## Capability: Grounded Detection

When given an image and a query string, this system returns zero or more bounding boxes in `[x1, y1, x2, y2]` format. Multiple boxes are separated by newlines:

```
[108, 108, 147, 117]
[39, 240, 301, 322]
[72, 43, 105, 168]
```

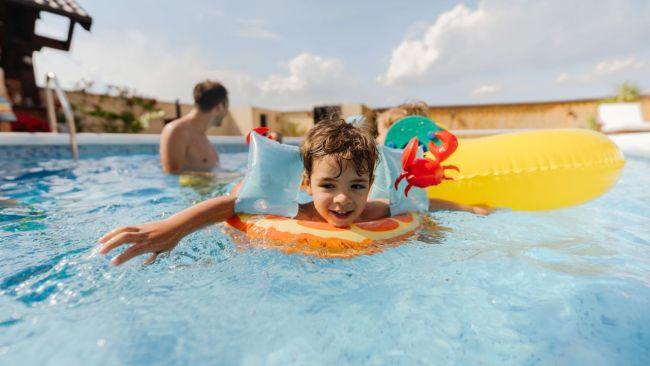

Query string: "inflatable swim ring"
[386, 117, 624, 210]
[425, 129, 625, 210]
[225, 212, 421, 258]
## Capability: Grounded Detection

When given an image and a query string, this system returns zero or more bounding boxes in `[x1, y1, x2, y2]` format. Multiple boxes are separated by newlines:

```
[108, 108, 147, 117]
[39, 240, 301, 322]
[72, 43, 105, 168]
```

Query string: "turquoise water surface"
[0, 147, 649, 365]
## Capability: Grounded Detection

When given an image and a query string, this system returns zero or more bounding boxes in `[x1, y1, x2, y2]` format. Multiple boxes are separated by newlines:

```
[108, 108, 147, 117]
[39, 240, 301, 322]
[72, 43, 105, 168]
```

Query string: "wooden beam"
[32, 20, 74, 51]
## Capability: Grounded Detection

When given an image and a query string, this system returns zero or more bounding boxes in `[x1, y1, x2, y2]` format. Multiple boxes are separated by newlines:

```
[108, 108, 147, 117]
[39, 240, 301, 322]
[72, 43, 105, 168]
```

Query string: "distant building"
[60, 89, 650, 136]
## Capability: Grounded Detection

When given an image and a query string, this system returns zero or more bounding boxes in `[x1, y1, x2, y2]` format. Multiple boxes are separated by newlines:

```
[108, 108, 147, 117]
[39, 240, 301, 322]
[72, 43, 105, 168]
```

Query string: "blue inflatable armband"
[370, 145, 428, 215]
[234, 132, 303, 217]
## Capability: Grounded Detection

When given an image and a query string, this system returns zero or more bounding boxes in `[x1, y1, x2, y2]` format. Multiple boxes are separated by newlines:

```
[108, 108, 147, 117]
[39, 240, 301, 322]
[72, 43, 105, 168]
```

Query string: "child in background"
[268, 131, 283, 143]
[376, 101, 429, 144]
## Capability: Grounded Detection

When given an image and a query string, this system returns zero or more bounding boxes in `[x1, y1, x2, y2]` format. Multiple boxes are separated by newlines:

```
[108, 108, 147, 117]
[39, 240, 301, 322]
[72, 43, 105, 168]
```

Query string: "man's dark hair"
[193, 80, 228, 112]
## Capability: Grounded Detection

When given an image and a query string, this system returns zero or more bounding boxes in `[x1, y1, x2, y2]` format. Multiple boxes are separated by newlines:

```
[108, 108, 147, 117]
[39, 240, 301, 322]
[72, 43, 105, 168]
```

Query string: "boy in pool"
[99, 117, 488, 265]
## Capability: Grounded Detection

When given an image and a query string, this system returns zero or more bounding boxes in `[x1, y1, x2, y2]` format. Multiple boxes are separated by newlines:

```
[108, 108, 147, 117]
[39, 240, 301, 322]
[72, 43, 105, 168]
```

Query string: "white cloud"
[33, 30, 258, 104]
[555, 56, 648, 84]
[595, 56, 645, 75]
[256, 52, 359, 108]
[378, 0, 650, 87]
[471, 84, 501, 96]
[259, 53, 345, 93]
[33, 33, 356, 109]
[555, 73, 569, 83]
[378, 4, 483, 85]
[237, 19, 281, 40]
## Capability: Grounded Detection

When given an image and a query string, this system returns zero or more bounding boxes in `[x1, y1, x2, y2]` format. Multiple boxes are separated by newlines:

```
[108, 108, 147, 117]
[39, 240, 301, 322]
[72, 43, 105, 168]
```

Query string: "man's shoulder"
[161, 119, 190, 138]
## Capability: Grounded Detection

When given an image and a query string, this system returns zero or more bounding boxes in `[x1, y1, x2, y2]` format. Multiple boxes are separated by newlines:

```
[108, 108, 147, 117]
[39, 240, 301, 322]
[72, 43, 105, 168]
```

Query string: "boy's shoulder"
[296, 202, 320, 221]
[360, 200, 391, 221]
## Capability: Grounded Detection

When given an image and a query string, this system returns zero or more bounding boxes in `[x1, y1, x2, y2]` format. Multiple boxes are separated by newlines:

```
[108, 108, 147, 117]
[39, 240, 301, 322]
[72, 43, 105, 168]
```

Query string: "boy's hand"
[468, 204, 494, 216]
[98, 220, 183, 266]
[429, 198, 494, 216]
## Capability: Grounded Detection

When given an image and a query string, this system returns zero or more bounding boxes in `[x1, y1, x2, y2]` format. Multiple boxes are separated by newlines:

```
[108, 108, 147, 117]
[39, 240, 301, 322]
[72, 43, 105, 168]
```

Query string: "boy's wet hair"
[301, 116, 378, 182]
[193, 80, 228, 112]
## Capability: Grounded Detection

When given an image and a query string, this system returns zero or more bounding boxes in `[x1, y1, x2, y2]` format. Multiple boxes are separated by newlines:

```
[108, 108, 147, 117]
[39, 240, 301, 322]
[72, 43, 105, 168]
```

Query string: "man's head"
[300, 117, 378, 227]
[193, 80, 229, 126]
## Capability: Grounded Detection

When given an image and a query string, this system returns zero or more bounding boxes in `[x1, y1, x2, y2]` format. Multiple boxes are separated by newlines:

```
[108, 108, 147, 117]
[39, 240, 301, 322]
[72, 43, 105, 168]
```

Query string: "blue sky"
[34, 0, 650, 109]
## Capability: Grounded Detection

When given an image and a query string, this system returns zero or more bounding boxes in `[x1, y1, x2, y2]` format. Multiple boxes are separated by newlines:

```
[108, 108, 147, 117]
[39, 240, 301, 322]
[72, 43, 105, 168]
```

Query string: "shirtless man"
[159, 80, 228, 173]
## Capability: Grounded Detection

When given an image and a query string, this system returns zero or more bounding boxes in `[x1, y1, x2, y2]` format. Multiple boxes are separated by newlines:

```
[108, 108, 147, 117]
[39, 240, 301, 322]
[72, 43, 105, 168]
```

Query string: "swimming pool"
[1, 136, 649, 365]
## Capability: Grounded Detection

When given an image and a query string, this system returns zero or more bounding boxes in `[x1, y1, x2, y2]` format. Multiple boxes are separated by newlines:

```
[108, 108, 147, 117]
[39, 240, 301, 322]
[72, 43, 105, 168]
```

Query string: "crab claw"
[246, 127, 270, 144]
[429, 130, 458, 162]
[394, 172, 408, 190]
[401, 137, 419, 170]
[404, 182, 414, 197]
[442, 165, 460, 180]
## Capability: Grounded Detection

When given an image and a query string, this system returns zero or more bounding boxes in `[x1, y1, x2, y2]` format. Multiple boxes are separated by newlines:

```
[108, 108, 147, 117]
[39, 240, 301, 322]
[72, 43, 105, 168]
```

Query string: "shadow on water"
[4, 167, 77, 182]
[0, 202, 47, 232]
[416, 214, 451, 244]
[0, 247, 87, 306]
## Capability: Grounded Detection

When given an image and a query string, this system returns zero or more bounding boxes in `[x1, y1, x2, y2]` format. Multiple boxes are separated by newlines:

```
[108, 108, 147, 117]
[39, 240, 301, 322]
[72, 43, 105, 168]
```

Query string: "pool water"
[1, 149, 649, 365]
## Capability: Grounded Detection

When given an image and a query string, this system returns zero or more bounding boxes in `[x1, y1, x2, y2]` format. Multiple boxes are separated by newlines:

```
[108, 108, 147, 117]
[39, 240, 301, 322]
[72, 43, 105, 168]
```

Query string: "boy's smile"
[306, 156, 372, 228]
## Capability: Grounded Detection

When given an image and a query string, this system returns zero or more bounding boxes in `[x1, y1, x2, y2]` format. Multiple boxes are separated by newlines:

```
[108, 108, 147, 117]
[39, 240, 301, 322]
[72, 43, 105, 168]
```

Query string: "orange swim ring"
[225, 212, 421, 258]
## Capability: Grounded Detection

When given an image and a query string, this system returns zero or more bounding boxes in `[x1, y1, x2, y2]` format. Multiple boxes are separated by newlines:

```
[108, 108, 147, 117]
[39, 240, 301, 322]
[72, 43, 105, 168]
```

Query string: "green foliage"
[586, 116, 601, 131]
[70, 81, 165, 133]
[281, 121, 308, 136]
[601, 82, 641, 103]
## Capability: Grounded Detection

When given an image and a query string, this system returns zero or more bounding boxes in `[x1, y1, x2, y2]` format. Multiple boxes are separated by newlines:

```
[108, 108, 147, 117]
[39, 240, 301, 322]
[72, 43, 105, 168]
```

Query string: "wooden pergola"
[0, 0, 92, 116]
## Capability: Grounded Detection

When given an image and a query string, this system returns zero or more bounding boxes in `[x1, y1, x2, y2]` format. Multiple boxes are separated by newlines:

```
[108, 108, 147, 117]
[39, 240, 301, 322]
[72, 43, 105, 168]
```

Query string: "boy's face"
[305, 156, 372, 228]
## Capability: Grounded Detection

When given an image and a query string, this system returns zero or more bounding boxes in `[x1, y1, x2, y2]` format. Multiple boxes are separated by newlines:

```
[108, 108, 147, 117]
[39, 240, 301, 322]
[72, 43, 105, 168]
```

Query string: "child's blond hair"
[376, 101, 429, 142]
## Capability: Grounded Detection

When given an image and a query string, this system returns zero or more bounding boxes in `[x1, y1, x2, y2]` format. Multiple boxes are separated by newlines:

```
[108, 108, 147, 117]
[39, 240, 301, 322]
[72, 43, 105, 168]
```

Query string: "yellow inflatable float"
[425, 129, 625, 210]
[384, 116, 625, 211]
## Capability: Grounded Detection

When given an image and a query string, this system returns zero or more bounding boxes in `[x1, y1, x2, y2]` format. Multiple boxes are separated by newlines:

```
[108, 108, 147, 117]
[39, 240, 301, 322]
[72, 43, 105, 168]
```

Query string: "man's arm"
[160, 124, 188, 174]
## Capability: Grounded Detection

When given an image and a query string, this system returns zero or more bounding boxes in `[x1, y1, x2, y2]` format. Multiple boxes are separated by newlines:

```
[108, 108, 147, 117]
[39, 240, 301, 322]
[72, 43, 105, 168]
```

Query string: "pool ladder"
[44, 72, 79, 160]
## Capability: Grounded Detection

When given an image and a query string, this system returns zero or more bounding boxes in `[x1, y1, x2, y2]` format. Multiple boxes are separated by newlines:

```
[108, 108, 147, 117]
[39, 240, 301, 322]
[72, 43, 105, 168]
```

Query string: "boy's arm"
[98, 195, 236, 265]
[429, 198, 493, 216]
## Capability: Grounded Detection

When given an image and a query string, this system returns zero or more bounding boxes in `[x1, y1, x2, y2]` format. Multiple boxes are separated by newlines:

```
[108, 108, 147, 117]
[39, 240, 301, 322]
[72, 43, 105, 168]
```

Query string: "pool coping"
[0, 131, 648, 158]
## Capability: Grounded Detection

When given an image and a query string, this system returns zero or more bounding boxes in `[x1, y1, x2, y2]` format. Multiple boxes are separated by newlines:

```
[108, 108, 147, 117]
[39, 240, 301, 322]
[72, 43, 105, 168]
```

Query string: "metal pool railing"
[44, 72, 79, 160]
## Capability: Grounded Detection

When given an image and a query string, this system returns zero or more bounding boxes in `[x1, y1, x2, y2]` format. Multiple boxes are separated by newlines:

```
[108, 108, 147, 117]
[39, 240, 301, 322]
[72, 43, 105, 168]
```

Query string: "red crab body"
[394, 131, 460, 196]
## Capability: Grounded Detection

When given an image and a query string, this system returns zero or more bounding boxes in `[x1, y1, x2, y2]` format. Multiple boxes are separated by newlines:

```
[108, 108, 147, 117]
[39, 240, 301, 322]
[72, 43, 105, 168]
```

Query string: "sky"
[33, 0, 650, 110]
